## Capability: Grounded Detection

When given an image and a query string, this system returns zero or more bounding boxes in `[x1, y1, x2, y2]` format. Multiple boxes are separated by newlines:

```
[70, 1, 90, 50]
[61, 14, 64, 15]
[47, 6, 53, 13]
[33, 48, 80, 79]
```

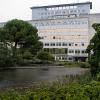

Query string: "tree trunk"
[13, 42, 17, 63]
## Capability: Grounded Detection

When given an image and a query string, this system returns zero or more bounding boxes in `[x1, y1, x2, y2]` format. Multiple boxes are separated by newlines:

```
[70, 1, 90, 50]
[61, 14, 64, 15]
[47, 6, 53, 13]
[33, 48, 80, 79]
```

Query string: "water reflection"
[0, 67, 88, 88]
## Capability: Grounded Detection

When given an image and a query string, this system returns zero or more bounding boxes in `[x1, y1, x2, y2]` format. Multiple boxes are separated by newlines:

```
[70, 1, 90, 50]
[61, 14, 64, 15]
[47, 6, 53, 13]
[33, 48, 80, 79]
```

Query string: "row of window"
[68, 49, 86, 54]
[35, 20, 88, 27]
[44, 48, 67, 54]
[39, 9, 85, 16]
[41, 35, 87, 40]
[55, 55, 87, 61]
[44, 42, 85, 46]
[46, 14, 77, 19]
[44, 48, 87, 56]
[46, 5, 78, 11]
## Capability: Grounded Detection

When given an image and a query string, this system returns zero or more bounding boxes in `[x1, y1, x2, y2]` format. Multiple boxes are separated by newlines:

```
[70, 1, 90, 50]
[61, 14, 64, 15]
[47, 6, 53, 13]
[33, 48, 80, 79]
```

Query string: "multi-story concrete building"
[28, 1, 100, 61]
[0, 2, 100, 61]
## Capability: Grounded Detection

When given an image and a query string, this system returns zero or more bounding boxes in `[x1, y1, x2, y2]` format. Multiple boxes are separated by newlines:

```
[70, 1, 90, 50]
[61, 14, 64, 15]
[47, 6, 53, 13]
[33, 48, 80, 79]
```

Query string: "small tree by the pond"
[37, 51, 54, 62]
[87, 23, 100, 76]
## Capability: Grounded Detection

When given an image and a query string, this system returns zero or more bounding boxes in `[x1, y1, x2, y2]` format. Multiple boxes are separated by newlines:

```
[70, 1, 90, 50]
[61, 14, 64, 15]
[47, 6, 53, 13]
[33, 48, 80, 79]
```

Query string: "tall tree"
[87, 23, 100, 76]
[0, 19, 43, 65]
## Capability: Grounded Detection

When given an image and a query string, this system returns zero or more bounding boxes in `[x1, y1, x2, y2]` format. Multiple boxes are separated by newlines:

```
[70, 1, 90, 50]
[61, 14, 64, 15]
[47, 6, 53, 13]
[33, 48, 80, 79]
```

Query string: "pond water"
[0, 67, 89, 88]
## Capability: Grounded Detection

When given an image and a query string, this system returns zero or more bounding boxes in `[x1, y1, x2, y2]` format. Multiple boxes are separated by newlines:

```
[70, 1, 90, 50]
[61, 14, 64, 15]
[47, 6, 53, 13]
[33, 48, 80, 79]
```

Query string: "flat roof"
[31, 2, 92, 9]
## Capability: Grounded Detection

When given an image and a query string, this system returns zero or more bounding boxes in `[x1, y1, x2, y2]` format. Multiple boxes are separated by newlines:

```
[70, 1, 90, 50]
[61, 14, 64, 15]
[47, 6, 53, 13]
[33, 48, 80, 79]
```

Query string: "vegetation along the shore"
[0, 19, 54, 67]
[0, 73, 100, 100]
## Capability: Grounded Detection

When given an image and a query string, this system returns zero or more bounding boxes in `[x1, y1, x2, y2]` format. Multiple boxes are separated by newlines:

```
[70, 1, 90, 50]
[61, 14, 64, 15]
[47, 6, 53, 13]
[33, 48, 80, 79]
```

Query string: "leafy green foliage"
[37, 51, 54, 61]
[87, 23, 100, 76]
[16, 49, 33, 66]
[0, 19, 43, 67]
[0, 43, 14, 67]
[4, 19, 41, 55]
[0, 81, 100, 100]
[79, 62, 90, 68]
[22, 50, 33, 60]
[0, 28, 8, 43]
[96, 72, 100, 81]
[30, 41, 43, 56]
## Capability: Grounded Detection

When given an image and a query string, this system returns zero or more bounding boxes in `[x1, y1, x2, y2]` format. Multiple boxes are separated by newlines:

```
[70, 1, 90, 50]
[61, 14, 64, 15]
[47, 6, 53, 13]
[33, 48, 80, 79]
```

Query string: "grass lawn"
[58, 61, 90, 68]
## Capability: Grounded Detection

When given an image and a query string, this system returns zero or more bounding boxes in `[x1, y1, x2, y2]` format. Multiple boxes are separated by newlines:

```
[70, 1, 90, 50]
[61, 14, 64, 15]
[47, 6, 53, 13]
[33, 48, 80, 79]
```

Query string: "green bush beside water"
[0, 74, 100, 100]
[59, 61, 90, 68]
[0, 81, 100, 100]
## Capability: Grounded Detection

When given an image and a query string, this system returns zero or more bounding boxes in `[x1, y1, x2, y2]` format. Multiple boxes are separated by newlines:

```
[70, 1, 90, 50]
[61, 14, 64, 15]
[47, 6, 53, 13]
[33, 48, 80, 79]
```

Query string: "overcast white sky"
[0, 0, 100, 22]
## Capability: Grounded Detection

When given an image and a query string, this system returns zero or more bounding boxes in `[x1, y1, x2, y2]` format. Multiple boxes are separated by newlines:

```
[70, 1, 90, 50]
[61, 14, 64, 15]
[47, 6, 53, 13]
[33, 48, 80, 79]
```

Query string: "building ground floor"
[44, 48, 88, 61]
[54, 54, 87, 62]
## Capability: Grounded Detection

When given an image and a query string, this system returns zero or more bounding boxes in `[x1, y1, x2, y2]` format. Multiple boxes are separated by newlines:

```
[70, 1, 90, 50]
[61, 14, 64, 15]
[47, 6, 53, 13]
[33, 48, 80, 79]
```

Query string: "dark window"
[45, 43, 49, 46]
[68, 57, 72, 60]
[62, 43, 67, 46]
[69, 43, 71, 46]
[56, 43, 61, 46]
[75, 44, 78, 46]
[69, 42, 74, 46]
[53, 36, 55, 39]
[69, 50, 74, 53]
[82, 50, 86, 54]
[75, 50, 80, 54]
[51, 43, 55, 46]
[82, 43, 84, 46]
[65, 48, 68, 54]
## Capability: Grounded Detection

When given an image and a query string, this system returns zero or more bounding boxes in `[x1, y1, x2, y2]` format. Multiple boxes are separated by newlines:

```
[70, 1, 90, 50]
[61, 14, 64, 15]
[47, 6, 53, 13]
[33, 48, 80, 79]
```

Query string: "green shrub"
[84, 81, 100, 100]
[22, 51, 33, 60]
[37, 51, 54, 61]
[0, 44, 14, 67]
[79, 62, 90, 68]
[0, 80, 100, 100]
[17, 59, 33, 66]
[16, 50, 34, 66]
[67, 62, 73, 65]
[96, 72, 100, 81]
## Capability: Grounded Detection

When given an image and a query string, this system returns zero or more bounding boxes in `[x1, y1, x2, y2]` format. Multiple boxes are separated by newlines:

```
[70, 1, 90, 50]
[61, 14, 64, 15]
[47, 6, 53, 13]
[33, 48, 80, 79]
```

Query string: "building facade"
[29, 2, 100, 61]
[0, 2, 100, 61]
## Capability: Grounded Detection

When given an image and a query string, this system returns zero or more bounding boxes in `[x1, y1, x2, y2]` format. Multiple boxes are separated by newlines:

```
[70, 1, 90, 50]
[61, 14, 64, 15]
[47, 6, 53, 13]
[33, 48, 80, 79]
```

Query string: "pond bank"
[0, 65, 90, 70]
[0, 65, 65, 70]
[0, 67, 89, 90]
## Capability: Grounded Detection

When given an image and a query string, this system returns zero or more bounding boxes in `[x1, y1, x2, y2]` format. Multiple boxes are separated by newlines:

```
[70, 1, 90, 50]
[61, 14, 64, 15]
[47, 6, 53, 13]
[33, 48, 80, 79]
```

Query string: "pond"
[0, 67, 89, 89]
